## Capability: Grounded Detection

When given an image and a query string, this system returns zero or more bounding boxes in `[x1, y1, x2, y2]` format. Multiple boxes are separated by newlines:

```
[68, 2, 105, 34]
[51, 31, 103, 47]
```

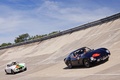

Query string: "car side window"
[70, 53, 75, 58]
[7, 64, 11, 67]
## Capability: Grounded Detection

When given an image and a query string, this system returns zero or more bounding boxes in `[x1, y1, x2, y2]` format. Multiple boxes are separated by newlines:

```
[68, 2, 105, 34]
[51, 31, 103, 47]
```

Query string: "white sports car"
[5, 61, 27, 74]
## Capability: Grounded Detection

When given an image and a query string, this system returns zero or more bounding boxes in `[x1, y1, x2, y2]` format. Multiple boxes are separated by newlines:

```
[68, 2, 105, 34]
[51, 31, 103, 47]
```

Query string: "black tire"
[11, 69, 15, 74]
[83, 59, 91, 68]
[5, 70, 8, 74]
[67, 62, 72, 69]
[24, 67, 27, 71]
[106, 57, 109, 61]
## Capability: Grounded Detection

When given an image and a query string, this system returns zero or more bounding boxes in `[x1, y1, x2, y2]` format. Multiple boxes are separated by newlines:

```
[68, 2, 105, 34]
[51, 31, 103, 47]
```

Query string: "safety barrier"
[0, 12, 120, 50]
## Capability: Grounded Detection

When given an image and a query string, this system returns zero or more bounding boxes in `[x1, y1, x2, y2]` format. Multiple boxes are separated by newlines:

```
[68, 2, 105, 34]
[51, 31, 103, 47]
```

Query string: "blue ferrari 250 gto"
[64, 47, 110, 68]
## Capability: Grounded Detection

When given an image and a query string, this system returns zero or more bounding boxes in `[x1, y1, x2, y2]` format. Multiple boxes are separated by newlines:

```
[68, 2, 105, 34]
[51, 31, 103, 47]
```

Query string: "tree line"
[0, 31, 60, 47]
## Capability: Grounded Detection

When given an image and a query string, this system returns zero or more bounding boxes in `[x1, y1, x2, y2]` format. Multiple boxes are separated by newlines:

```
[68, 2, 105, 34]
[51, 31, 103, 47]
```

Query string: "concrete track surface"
[0, 18, 120, 80]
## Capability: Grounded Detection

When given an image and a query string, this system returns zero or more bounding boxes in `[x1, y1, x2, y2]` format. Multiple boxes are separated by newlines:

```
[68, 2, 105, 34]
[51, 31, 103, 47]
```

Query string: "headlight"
[90, 57, 96, 61]
[90, 57, 94, 60]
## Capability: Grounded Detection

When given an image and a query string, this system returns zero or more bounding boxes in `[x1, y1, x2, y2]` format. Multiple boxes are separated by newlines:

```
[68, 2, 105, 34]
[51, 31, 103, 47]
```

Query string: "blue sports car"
[64, 47, 110, 68]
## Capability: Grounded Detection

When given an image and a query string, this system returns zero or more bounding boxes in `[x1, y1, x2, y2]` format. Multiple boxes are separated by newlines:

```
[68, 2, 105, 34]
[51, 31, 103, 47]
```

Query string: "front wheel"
[83, 59, 91, 68]
[11, 69, 15, 74]
[106, 57, 109, 61]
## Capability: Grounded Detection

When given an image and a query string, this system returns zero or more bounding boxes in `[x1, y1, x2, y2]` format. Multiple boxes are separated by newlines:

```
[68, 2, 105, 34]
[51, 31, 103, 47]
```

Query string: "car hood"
[6, 65, 16, 69]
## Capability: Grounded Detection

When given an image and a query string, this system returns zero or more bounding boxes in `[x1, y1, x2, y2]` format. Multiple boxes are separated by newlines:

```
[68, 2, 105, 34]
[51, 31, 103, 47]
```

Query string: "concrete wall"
[0, 16, 120, 61]
[0, 12, 120, 50]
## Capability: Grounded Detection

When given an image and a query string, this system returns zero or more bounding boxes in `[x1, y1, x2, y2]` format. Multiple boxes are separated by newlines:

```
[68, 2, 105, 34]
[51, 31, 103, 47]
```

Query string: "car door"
[70, 53, 79, 66]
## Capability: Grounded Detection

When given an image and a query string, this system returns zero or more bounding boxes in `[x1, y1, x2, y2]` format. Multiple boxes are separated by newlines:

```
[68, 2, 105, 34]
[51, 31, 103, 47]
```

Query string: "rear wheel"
[24, 67, 27, 71]
[5, 70, 8, 74]
[83, 59, 91, 68]
[67, 62, 72, 69]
